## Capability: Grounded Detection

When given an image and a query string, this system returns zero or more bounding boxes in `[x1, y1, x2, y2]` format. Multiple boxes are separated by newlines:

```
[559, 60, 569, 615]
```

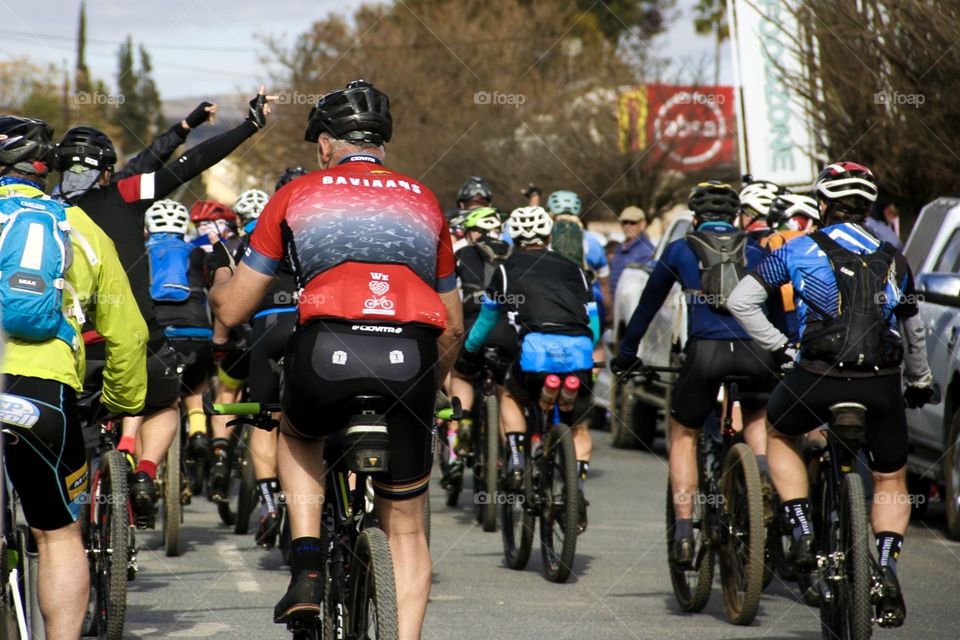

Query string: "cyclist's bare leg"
[121, 414, 143, 457]
[572, 421, 592, 461]
[375, 494, 430, 640]
[33, 521, 88, 640]
[139, 405, 179, 466]
[766, 426, 807, 501]
[500, 391, 525, 434]
[448, 370, 475, 457]
[276, 423, 325, 538]
[742, 407, 767, 458]
[872, 466, 909, 536]
[251, 423, 279, 478]
[669, 418, 699, 519]
[210, 383, 242, 441]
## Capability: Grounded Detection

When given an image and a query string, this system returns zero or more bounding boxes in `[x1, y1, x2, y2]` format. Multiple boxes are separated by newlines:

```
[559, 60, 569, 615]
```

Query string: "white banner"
[728, 0, 817, 187]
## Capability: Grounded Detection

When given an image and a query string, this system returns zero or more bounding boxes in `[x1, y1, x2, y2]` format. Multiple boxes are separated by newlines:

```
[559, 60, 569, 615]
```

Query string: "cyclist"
[54, 88, 275, 527]
[448, 176, 495, 250]
[275, 166, 308, 192]
[463, 206, 599, 531]
[207, 80, 463, 639]
[611, 181, 777, 567]
[727, 162, 935, 627]
[234, 182, 298, 548]
[234, 188, 270, 236]
[446, 207, 514, 488]
[738, 177, 784, 239]
[0, 116, 147, 639]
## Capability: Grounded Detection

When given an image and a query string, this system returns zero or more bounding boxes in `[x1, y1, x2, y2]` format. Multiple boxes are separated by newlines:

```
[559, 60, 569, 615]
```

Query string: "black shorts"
[504, 361, 595, 428]
[767, 369, 907, 473]
[281, 320, 439, 500]
[249, 311, 296, 403]
[168, 338, 214, 394]
[217, 326, 253, 390]
[670, 339, 778, 429]
[86, 337, 180, 416]
[2, 376, 88, 530]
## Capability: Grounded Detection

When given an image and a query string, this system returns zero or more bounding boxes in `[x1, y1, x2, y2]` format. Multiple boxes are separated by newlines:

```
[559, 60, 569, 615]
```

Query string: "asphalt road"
[124, 432, 960, 639]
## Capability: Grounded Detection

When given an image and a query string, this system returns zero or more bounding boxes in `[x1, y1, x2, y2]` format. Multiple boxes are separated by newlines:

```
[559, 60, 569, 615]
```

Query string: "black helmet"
[275, 166, 307, 192]
[304, 80, 392, 146]
[688, 180, 739, 221]
[0, 116, 54, 172]
[55, 126, 117, 172]
[457, 176, 493, 205]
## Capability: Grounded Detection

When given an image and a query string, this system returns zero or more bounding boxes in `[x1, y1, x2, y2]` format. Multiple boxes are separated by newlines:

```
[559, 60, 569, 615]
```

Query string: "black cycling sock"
[674, 518, 693, 541]
[875, 531, 903, 574]
[506, 433, 526, 469]
[577, 461, 589, 492]
[782, 498, 813, 539]
[290, 536, 324, 577]
[258, 477, 280, 514]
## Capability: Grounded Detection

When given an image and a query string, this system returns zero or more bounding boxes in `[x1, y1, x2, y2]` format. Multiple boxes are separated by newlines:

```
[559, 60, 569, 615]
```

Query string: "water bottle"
[539, 374, 562, 410]
[559, 375, 580, 412]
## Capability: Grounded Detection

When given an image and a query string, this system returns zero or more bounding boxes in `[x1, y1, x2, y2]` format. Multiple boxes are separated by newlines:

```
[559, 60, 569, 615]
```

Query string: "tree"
[692, 0, 728, 85]
[75, 0, 90, 94]
[112, 36, 164, 155]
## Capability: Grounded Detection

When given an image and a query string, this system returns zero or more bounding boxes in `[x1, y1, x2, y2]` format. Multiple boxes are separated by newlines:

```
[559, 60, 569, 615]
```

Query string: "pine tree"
[113, 36, 163, 154]
[75, 0, 90, 94]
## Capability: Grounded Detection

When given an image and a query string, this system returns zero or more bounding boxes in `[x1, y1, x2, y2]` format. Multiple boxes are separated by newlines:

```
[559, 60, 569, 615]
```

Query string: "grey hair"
[318, 132, 385, 156]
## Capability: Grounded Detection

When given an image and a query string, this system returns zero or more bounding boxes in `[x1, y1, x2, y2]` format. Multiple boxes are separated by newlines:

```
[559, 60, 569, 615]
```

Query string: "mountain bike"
[500, 378, 580, 583]
[206, 397, 401, 640]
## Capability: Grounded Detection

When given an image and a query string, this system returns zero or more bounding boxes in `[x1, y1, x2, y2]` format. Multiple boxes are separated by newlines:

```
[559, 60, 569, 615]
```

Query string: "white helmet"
[145, 199, 189, 235]
[508, 206, 553, 243]
[233, 189, 269, 221]
[769, 193, 820, 231]
[739, 180, 782, 220]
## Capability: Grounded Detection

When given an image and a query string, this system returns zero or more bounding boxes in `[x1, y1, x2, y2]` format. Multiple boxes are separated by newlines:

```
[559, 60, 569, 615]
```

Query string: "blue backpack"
[0, 196, 96, 348]
[146, 233, 193, 302]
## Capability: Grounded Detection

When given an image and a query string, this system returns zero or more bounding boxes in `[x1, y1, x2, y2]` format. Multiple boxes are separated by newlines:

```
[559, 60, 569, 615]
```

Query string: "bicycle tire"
[501, 454, 534, 571]
[279, 509, 291, 566]
[97, 451, 129, 640]
[840, 473, 872, 640]
[437, 426, 461, 509]
[665, 481, 714, 612]
[539, 424, 579, 583]
[234, 436, 257, 535]
[162, 440, 182, 557]
[610, 380, 641, 449]
[217, 432, 240, 527]
[348, 528, 398, 640]
[481, 393, 499, 532]
[719, 442, 764, 625]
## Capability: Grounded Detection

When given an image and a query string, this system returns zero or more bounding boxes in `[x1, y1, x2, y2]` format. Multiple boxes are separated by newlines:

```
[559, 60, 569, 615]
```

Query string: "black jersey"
[455, 237, 512, 321]
[487, 248, 593, 339]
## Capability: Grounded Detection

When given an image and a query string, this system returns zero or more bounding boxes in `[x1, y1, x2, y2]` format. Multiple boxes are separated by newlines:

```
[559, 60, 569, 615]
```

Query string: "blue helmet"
[546, 190, 581, 216]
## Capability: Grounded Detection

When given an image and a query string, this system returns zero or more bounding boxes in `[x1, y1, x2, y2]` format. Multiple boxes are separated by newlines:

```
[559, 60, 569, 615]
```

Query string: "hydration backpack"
[550, 214, 585, 268]
[686, 229, 748, 311]
[799, 232, 897, 370]
[146, 233, 193, 302]
[0, 196, 95, 348]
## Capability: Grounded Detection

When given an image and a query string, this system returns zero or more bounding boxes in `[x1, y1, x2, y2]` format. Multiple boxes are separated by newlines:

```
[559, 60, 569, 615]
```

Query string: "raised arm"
[114, 102, 216, 179]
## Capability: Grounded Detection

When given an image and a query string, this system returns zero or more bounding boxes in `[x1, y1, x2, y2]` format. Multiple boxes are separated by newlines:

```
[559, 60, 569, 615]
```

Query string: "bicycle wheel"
[500, 453, 534, 571]
[93, 450, 129, 640]
[347, 528, 398, 640]
[719, 442, 764, 625]
[162, 440, 182, 557]
[0, 534, 21, 640]
[665, 481, 714, 612]
[481, 393, 499, 532]
[538, 423, 579, 583]
[234, 436, 257, 535]
[840, 473, 872, 640]
[436, 423, 461, 509]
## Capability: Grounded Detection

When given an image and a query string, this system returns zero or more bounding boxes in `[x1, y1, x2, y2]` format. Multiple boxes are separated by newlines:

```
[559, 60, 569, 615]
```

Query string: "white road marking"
[216, 541, 261, 593]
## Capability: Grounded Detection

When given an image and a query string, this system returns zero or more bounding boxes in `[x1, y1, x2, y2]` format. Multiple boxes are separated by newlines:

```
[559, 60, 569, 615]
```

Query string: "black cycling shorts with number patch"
[1, 376, 88, 531]
[670, 339, 778, 429]
[281, 320, 438, 500]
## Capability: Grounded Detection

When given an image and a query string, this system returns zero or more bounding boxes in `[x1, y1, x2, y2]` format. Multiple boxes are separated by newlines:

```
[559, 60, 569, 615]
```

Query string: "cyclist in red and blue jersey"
[207, 80, 463, 640]
[612, 181, 778, 568]
[728, 162, 935, 627]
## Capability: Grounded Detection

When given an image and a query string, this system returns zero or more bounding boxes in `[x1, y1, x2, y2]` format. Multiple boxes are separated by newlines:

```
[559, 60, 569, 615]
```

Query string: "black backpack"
[686, 229, 749, 311]
[798, 232, 897, 370]
[460, 238, 513, 303]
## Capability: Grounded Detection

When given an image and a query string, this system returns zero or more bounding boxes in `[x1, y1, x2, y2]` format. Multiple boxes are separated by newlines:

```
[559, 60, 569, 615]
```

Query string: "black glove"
[904, 376, 936, 409]
[185, 101, 214, 129]
[771, 343, 797, 373]
[204, 239, 236, 287]
[610, 352, 641, 377]
[454, 349, 482, 377]
[246, 93, 269, 129]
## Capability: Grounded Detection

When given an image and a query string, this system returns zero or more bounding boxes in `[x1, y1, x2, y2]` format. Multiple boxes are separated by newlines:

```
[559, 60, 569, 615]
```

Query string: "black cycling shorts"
[670, 339, 778, 429]
[169, 338, 214, 394]
[2, 376, 88, 531]
[86, 337, 180, 416]
[767, 369, 908, 473]
[504, 361, 595, 428]
[281, 320, 439, 500]
[249, 311, 296, 403]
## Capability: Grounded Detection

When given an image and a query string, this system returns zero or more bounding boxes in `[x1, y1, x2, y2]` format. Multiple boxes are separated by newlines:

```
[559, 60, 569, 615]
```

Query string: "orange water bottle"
[559, 375, 580, 412]
[539, 374, 562, 410]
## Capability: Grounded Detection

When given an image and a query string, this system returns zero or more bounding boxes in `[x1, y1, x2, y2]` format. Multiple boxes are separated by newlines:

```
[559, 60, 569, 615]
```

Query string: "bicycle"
[640, 367, 765, 625]
[500, 376, 580, 583]
[76, 393, 137, 640]
[205, 396, 401, 640]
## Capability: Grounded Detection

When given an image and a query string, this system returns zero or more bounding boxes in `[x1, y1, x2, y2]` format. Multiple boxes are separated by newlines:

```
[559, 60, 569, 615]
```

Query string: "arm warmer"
[900, 313, 932, 383]
[151, 120, 258, 199]
[113, 123, 189, 181]
[727, 275, 787, 350]
[464, 298, 502, 353]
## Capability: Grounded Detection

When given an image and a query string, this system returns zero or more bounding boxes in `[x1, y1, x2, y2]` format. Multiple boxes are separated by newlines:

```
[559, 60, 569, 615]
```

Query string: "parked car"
[902, 197, 960, 538]
[607, 214, 692, 449]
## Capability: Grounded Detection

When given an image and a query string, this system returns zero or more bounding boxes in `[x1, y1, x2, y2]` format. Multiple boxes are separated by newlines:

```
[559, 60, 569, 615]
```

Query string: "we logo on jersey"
[363, 271, 395, 316]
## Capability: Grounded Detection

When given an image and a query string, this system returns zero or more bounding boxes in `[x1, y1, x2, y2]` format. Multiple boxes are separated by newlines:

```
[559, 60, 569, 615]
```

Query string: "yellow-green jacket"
[1, 182, 147, 414]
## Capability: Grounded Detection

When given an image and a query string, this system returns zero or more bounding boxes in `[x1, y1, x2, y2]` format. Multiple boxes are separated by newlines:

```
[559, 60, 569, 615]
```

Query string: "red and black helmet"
[815, 162, 877, 217]
[189, 200, 237, 223]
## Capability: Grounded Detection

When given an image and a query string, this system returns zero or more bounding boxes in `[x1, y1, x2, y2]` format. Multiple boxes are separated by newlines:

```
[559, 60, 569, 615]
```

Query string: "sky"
[5, 0, 730, 100]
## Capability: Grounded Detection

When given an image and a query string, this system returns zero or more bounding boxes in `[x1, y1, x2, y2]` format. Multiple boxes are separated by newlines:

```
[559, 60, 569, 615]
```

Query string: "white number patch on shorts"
[0, 394, 41, 428]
